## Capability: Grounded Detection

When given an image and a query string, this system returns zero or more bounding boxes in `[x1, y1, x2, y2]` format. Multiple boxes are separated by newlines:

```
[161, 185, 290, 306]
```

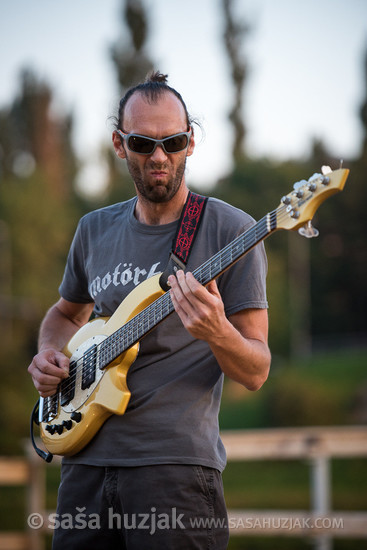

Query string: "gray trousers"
[51, 463, 229, 549]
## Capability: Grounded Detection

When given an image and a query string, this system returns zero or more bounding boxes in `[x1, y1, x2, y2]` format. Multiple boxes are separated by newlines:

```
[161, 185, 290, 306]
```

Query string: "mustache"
[148, 161, 168, 170]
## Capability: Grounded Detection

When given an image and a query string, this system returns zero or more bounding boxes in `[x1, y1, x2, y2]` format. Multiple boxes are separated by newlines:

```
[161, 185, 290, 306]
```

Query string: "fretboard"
[97, 210, 278, 369]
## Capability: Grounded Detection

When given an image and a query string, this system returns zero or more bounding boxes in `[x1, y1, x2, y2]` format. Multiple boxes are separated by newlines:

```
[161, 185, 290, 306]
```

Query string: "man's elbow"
[245, 354, 271, 392]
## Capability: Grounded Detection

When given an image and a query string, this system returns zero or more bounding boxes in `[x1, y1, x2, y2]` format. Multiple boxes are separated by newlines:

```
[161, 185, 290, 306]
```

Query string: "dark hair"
[115, 71, 192, 131]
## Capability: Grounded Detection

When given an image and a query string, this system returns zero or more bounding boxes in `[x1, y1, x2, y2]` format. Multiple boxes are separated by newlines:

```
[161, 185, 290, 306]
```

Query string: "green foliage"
[0, 69, 85, 456]
[224, 460, 310, 509]
[1, 171, 77, 306]
[220, 350, 367, 430]
[223, 457, 367, 549]
[213, 157, 313, 355]
[0, 169, 81, 454]
[309, 157, 367, 340]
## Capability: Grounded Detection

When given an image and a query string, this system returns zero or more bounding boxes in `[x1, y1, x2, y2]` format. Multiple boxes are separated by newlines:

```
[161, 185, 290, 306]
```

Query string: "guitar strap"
[159, 191, 208, 291]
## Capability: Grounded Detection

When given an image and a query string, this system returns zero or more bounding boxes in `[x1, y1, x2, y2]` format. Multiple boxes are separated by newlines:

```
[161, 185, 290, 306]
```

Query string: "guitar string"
[42, 200, 303, 417]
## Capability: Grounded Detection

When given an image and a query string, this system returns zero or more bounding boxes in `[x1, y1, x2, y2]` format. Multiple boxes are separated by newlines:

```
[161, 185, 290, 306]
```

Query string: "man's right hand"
[27, 298, 94, 398]
[28, 349, 70, 397]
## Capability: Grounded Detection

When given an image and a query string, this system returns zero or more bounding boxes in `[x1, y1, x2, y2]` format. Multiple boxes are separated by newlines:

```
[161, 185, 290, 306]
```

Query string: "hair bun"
[146, 71, 168, 84]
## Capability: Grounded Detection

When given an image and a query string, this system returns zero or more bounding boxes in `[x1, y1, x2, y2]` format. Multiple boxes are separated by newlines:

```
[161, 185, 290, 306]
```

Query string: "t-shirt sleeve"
[217, 220, 269, 317]
[58, 217, 93, 304]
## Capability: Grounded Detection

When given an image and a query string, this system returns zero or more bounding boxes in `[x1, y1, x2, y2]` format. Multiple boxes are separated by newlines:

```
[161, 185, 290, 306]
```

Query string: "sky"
[1, 0, 367, 193]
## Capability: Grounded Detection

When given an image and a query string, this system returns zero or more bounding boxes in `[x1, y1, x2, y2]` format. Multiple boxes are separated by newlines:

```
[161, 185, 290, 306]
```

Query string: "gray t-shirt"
[59, 196, 268, 471]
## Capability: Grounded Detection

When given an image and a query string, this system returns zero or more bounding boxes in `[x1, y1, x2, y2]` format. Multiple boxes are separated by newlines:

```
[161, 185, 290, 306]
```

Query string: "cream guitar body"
[39, 274, 164, 456]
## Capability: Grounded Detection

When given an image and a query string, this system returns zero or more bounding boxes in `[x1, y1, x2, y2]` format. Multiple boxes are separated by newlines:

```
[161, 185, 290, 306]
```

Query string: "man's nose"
[150, 144, 168, 162]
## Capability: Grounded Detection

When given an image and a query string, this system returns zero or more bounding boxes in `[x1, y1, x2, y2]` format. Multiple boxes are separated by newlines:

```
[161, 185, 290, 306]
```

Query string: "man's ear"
[186, 128, 195, 158]
[112, 131, 126, 159]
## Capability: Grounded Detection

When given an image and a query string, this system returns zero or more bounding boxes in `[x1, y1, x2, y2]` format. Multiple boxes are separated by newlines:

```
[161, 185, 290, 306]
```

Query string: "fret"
[137, 318, 144, 339]
[231, 237, 245, 259]
[248, 227, 258, 247]
[211, 255, 222, 277]
[194, 267, 205, 285]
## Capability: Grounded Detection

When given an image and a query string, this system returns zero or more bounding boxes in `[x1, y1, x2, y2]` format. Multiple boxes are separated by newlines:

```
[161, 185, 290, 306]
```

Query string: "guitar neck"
[97, 210, 277, 368]
[193, 211, 276, 285]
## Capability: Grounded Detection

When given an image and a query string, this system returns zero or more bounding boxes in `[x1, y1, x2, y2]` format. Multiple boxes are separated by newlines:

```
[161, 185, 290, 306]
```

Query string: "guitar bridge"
[39, 394, 58, 423]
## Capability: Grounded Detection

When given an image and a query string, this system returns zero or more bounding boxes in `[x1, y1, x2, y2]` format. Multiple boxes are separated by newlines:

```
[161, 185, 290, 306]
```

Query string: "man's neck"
[134, 185, 189, 225]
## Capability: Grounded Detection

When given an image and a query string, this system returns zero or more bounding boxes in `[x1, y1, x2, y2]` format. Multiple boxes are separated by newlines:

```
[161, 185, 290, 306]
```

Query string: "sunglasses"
[117, 128, 192, 155]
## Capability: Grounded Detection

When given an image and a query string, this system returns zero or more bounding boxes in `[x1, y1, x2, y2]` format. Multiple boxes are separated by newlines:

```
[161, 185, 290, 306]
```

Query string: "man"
[28, 71, 271, 549]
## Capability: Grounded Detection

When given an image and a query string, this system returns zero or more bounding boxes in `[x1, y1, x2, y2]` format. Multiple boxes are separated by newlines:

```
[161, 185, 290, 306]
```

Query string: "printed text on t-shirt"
[88, 262, 161, 298]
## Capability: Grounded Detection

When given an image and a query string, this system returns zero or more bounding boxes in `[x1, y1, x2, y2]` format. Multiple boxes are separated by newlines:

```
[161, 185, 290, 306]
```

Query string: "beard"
[126, 156, 187, 203]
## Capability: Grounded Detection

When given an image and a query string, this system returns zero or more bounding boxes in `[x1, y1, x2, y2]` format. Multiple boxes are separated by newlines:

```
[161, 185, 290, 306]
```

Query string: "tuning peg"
[293, 179, 307, 191]
[281, 195, 291, 205]
[321, 165, 332, 175]
[298, 221, 319, 239]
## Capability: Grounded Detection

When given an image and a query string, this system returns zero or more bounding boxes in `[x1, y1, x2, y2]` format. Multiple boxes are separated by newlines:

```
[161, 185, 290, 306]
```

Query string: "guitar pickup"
[81, 344, 97, 390]
[60, 360, 77, 406]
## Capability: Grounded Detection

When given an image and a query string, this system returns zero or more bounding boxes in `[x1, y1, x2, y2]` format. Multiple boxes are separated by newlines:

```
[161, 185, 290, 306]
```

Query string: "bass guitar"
[33, 167, 349, 460]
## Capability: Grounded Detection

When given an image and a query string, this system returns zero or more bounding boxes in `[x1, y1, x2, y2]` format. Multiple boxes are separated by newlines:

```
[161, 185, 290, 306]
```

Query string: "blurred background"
[0, 1, 366, 548]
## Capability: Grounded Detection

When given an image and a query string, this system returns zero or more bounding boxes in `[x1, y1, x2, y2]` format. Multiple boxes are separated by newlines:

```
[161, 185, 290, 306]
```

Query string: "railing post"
[311, 455, 332, 550]
[24, 443, 46, 550]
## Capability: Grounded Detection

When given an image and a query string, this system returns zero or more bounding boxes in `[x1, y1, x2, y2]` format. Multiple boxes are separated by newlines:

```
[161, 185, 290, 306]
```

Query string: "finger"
[174, 272, 206, 305]
[35, 361, 69, 379]
[53, 351, 70, 374]
[39, 389, 58, 398]
[168, 272, 189, 306]
[37, 383, 61, 398]
[31, 371, 63, 397]
[29, 367, 67, 397]
[205, 279, 221, 297]
[183, 272, 204, 295]
[169, 283, 191, 318]
[29, 352, 69, 380]
[172, 272, 200, 313]
[175, 270, 193, 294]
[184, 272, 219, 307]
[169, 283, 196, 325]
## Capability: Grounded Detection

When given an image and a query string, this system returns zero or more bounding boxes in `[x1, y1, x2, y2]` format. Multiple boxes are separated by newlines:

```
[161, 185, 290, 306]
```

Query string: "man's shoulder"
[206, 196, 255, 228]
[80, 197, 136, 226]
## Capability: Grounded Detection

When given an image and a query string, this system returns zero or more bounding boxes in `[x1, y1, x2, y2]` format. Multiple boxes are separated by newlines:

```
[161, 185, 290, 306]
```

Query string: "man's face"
[113, 92, 194, 203]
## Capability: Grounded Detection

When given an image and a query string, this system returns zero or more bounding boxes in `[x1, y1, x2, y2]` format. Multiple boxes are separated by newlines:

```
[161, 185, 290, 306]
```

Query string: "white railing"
[221, 426, 367, 549]
[0, 426, 366, 549]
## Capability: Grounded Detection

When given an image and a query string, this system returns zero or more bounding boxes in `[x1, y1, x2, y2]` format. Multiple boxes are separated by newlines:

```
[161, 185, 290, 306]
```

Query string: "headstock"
[276, 167, 349, 234]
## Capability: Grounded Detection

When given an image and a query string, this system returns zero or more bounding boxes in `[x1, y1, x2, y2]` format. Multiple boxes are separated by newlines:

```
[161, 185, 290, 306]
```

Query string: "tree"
[110, 0, 154, 93]
[4, 69, 77, 200]
[0, 68, 81, 453]
[221, 0, 250, 163]
[103, 0, 156, 204]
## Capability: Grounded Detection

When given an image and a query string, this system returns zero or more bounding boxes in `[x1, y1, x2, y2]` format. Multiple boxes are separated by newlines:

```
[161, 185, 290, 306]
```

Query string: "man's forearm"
[38, 303, 82, 352]
[208, 318, 271, 391]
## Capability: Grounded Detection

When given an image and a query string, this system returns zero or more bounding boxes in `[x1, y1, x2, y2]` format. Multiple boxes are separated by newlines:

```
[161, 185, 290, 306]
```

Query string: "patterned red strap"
[172, 191, 208, 264]
[159, 191, 208, 290]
